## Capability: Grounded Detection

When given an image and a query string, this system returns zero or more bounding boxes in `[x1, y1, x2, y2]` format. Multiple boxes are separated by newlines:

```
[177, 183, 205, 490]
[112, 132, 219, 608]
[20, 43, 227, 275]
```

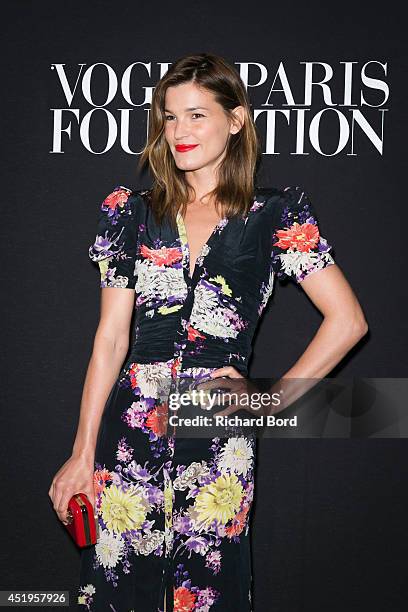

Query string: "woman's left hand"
[196, 366, 264, 418]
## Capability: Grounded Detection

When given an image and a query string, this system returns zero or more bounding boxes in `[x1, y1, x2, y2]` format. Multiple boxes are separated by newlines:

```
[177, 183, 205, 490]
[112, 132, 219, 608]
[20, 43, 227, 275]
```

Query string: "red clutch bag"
[64, 493, 98, 547]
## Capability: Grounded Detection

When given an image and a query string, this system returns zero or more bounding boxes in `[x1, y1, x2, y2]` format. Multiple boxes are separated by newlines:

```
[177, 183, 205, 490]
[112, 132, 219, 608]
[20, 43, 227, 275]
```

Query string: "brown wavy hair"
[137, 52, 262, 228]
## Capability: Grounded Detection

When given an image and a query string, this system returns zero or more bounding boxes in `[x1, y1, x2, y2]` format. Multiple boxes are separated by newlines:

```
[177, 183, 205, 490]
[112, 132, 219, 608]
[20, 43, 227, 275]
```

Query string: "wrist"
[72, 446, 95, 461]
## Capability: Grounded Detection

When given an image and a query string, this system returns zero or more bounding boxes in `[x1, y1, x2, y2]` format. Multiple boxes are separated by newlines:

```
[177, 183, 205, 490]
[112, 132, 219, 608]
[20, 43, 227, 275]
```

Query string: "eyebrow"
[164, 106, 209, 112]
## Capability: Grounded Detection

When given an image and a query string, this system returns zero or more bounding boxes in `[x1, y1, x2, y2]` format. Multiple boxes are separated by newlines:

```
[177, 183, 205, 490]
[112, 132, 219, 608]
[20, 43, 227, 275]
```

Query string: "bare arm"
[270, 263, 368, 412]
[48, 287, 135, 524]
[72, 288, 135, 459]
[207, 264, 368, 418]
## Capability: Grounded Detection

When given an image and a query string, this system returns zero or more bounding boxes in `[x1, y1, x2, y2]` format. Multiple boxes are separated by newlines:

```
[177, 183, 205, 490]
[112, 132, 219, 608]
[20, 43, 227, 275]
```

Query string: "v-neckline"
[176, 210, 229, 281]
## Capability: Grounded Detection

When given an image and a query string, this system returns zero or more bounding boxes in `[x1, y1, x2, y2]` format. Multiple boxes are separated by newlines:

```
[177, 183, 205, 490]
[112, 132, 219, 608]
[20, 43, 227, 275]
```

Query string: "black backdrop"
[1, 2, 407, 610]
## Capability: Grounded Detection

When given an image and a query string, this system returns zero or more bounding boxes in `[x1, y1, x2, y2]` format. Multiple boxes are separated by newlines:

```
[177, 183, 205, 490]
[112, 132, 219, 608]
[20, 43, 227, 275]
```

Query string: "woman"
[49, 53, 368, 611]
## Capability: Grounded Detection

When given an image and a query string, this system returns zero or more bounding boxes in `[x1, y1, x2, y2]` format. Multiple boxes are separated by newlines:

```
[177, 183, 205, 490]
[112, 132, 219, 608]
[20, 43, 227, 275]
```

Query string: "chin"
[174, 161, 202, 171]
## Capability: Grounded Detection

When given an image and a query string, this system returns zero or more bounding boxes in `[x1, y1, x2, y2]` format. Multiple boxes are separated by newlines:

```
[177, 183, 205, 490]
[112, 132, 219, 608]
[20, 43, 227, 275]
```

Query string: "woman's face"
[164, 81, 243, 175]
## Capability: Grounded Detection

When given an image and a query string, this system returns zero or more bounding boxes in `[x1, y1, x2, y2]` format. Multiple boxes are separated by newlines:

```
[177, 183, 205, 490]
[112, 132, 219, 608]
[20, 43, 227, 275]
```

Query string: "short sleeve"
[271, 185, 335, 283]
[88, 185, 139, 289]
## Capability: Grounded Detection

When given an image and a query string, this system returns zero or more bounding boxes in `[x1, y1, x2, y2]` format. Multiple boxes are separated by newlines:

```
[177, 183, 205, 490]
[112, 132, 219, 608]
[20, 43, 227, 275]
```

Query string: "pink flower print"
[102, 188, 130, 211]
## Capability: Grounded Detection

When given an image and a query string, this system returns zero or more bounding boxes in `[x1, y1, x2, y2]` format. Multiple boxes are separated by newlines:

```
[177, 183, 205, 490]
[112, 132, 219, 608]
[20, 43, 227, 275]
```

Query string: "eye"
[164, 113, 204, 121]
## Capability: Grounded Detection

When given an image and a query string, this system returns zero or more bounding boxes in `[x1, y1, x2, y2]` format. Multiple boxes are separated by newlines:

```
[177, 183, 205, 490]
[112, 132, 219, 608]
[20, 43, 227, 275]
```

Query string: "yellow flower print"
[209, 275, 232, 296]
[164, 483, 173, 514]
[158, 304, 183, 315]
[98, 257, 112, 283]
[164, 481, 174, 531]
[101, 484, 149, 534]
[193, 473, 244, 528]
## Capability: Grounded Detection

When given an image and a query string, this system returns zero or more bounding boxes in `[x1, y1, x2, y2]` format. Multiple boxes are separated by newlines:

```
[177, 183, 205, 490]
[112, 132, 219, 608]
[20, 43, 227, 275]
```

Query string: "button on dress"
[77, 185, 335, 611]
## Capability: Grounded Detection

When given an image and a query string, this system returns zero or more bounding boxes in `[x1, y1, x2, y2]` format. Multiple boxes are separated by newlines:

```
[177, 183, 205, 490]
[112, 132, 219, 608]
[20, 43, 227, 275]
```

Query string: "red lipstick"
[175, 144, 199, 152]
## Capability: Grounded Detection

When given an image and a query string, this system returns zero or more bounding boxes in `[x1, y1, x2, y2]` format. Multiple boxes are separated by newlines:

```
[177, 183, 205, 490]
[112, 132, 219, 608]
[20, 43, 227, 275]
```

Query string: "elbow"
[326, 310, 368, 348]
[358, 318, 369, 338]
[353, 310, 369, 339]
[347, 313, 369, 346]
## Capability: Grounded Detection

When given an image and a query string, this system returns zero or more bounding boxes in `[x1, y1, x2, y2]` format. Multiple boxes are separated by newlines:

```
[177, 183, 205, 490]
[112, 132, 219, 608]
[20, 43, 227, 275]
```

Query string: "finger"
[53, 485, 63, 519]
[213, 367, 244, 379]
[210, 368, 235, 378]
[57, 494, 72, 524]
[54, 484, 73, 523]
[60, 492, 95, 525]
[48, 481, 55, 502]
[229, 371, 244, 379]
[196, 377, 232, 392]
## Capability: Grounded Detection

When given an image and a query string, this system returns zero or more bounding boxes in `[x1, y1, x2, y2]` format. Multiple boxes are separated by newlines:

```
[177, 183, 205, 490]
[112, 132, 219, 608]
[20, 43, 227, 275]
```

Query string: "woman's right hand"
[48, 453, 96, 525]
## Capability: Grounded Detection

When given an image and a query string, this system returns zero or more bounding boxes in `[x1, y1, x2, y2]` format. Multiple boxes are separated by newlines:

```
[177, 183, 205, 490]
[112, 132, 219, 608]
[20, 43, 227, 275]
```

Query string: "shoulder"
[100, 184, 152, 207]
[254, 185, 282, 203]
[97, 185, 151, 224]
[256, 184, 308, 206]
[257, 184, 318, 224]
[89, 185, 149, 265]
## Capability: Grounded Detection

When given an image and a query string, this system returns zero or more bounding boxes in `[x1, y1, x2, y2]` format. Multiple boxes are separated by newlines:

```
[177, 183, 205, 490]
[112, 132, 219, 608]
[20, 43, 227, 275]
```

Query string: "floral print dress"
[77, 185, 335, 612]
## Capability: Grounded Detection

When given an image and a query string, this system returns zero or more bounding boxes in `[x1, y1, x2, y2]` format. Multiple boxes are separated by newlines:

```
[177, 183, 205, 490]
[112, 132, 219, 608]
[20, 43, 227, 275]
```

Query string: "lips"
[175, 144, 199, 152]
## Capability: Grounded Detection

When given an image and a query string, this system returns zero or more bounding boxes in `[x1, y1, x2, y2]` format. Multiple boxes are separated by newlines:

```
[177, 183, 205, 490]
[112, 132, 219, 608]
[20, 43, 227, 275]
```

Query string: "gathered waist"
[126, 344, 249, 377]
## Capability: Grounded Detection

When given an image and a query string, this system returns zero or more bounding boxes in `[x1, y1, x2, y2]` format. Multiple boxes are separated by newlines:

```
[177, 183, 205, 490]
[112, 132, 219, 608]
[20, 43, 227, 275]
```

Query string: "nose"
[173, 118, 190, 140]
